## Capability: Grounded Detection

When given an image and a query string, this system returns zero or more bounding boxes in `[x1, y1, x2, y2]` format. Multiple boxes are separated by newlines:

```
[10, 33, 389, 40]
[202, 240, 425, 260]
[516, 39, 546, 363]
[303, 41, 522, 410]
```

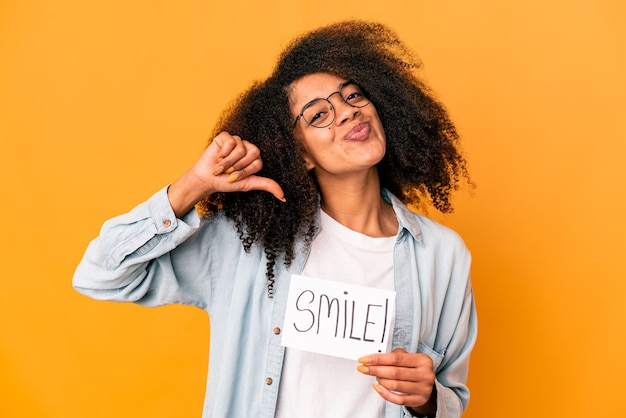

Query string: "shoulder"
[410, 213, 471, 272]
[398, 207, 473, 296]
[416, 214, 467, 251]
[384, 189, 468, 256]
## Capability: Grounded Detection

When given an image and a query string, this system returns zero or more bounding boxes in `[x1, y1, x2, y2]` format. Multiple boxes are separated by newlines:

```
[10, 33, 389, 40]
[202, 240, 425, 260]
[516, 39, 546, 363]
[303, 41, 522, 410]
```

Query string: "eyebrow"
[338, 80, 353, 89]
[300, 80, 355, 111]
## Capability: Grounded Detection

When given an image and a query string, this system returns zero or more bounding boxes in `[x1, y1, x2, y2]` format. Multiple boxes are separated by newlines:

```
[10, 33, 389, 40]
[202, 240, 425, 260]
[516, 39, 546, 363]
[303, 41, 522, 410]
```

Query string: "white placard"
[281, 274, 396, 360]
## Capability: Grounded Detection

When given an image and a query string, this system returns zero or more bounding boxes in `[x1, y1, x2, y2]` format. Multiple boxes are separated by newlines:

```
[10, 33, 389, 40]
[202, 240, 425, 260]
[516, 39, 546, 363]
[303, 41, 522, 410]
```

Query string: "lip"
[343, 122, 371, 141]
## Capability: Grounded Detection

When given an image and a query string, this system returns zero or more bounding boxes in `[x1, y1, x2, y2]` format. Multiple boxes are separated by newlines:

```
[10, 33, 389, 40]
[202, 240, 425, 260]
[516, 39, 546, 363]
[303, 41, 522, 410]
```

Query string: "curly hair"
[197, 20, 469, 297]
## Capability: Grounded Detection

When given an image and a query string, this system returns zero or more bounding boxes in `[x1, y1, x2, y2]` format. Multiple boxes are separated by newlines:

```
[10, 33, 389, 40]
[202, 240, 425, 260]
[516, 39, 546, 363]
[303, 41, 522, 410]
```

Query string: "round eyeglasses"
[292, 82, 371, 129]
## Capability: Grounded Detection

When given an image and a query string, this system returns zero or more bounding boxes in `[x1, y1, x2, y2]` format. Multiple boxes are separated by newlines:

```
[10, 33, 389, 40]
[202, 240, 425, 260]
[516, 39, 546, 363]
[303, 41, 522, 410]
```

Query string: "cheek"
[298, 132, 336, 170]
[298, 127, 332, 149]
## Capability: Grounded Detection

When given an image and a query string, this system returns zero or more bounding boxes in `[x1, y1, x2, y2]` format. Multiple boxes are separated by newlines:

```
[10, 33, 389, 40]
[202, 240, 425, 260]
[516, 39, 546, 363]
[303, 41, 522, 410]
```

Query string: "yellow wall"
[2, 1, 625, 416]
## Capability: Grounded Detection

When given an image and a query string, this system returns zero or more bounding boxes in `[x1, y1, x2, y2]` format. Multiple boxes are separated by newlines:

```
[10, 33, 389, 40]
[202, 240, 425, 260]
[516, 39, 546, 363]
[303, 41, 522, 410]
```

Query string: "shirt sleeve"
[72, 186, 207, 308]
[431, 244, 477, 417]
[405, 292, 476, 418]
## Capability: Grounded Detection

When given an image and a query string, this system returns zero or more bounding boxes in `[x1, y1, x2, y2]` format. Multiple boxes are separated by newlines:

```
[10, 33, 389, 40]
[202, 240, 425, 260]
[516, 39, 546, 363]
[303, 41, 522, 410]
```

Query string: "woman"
[73, 20, 477, 418]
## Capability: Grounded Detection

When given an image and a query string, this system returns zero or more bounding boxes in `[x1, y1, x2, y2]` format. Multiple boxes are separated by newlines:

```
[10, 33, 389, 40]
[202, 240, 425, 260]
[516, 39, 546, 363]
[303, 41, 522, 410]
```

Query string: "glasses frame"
[291, 81, 371, 130]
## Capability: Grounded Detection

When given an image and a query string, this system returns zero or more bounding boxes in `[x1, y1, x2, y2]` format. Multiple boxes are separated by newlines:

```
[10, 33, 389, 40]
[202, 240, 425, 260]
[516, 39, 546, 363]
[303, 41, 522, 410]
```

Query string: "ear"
[293, 129, 315, 171]
[295, 136, 316, 170]
[302, 153, 316, 171]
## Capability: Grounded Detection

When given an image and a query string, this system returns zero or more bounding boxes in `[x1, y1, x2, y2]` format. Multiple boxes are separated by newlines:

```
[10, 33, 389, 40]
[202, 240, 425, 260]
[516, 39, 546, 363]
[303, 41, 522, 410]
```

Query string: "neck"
[316, 168, 398, 237]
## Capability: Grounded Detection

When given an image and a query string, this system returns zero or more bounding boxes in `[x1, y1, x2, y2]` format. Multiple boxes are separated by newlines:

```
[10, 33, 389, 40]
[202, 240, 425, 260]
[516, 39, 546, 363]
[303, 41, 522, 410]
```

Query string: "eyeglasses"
[292, 82, 371, 129]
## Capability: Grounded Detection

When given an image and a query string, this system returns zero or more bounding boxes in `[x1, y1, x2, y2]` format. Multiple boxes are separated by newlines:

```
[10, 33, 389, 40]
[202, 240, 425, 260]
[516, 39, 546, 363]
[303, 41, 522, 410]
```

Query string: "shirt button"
[265, 377, 273, 385]
[163, 219, 172, 228]
[273, 327, 281, 335]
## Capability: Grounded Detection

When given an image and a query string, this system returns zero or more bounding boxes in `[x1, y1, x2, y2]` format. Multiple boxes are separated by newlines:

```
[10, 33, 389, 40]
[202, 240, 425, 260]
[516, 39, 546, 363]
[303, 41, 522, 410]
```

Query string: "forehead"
[288, 72, 349, 110]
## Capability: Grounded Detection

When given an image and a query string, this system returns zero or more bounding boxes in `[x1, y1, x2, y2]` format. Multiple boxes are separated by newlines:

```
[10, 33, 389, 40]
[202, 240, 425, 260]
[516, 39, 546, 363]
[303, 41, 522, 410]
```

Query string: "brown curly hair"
[198, 20, 469, 297]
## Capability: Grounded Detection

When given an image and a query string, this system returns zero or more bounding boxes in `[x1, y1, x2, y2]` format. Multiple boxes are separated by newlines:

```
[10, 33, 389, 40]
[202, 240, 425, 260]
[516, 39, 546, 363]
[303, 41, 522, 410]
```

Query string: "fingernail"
[273, 194, 287, 203]
[226, 173, 239, 183]
[371, 383, 382, 394]
[357, 365, 369, 374]
[358, 356, 371, 364]
[213, 166, 225, 176]
[216, 157, 223, 163]
[224, 167, 235, 174]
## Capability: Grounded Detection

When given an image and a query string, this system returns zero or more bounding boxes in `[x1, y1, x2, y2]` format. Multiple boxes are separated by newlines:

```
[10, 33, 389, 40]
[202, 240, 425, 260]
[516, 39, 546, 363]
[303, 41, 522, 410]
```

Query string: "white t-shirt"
[275, 210, 395, 418]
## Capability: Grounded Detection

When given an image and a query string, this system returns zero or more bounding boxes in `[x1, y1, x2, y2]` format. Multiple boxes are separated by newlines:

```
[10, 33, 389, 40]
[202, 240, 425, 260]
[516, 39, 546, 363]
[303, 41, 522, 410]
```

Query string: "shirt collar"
[381, 189, 424, 245]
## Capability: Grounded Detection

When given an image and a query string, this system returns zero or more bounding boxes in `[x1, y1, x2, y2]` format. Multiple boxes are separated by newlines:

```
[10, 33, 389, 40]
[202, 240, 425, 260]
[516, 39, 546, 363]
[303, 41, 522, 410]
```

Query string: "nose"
[329, 94, 359, 126]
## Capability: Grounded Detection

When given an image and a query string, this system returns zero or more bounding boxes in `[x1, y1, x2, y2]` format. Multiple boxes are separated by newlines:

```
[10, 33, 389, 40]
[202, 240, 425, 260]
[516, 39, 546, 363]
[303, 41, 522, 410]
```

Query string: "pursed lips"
[343, 122, 371, 141]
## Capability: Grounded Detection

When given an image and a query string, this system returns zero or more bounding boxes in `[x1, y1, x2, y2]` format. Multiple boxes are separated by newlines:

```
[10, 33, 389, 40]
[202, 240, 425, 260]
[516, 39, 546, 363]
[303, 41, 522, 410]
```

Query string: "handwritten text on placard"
[281, 275, 396, 360]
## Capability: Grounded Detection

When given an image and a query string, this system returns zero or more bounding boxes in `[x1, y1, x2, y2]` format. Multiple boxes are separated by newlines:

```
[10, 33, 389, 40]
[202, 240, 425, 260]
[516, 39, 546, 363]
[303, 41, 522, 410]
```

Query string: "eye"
[310, 111, 326, 122]
[307, 109, 332, 126]
[343, 84, 367, 105]
[303, 99, 333, 127]
[345, 91, 364, 102]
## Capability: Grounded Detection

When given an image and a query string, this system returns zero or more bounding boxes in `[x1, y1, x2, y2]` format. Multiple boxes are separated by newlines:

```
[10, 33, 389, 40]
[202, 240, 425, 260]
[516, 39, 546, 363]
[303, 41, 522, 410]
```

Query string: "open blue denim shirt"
[73, 187, 477, 418]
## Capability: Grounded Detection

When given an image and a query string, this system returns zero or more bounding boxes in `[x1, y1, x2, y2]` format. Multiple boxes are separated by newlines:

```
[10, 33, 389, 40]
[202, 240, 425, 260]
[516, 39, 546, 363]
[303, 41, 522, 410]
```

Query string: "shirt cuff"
[149, 185, 201, 233]
[403, 406, 436, 418]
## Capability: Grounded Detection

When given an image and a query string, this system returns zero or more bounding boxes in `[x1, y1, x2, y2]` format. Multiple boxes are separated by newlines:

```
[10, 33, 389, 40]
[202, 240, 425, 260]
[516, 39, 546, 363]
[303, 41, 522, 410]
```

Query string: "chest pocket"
[417, 342, 445, 370]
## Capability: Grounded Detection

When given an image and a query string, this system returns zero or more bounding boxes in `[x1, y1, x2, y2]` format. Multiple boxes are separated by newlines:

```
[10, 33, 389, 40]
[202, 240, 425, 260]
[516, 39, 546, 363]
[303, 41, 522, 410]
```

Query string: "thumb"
[240, 175, 286, 202]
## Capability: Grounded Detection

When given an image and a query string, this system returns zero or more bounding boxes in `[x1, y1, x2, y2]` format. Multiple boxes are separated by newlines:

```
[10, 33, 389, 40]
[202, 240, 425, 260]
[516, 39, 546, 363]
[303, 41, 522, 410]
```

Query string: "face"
[289, 72, 386, 180]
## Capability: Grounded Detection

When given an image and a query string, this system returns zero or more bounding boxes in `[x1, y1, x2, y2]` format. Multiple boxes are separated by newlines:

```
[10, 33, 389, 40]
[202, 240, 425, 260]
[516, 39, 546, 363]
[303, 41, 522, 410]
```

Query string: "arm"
[73, 132, 285, 305]
[358, 236, 477, 417]
[358, 287, 476, 417]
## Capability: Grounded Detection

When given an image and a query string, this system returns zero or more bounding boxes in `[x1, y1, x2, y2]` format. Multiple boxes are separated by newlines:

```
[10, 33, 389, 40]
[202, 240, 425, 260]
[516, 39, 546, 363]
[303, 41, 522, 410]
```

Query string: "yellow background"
[2, 0, 625, 416]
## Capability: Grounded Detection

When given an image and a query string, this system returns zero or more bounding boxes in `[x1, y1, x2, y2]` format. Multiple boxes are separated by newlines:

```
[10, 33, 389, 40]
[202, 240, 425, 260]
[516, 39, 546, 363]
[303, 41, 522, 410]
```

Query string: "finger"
[357, 351, 434, 385]
[212, 133, 247, 175]
[225, 161, 259, 183]
[358, 364, 426, 384]
[357, 361, 435, 384]
[229, 174, 286, 202]
[222, 146, 262, 180]
[211, 132, 240, 156]
[359, 348, 432, 368]
[371, 383, 432, 408]
[376, 375, 434, 395]
[359, 348, 408, 366]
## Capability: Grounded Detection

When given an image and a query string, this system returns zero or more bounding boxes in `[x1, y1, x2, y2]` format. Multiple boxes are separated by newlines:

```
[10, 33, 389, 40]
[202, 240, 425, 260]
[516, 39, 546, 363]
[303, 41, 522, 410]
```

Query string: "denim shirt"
[73, 187, 477, 418]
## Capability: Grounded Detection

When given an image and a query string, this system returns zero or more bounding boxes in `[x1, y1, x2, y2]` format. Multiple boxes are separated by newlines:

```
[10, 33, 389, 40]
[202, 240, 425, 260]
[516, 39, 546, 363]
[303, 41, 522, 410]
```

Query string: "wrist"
[167, 171, 213, 218]
[405, 407, 436, 418]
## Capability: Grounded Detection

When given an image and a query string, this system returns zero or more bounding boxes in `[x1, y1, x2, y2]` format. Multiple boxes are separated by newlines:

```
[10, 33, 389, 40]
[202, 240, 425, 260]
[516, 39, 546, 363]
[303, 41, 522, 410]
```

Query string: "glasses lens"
[341, 83, 370, 108]
[297, 83, 371, 129]
[302, 99, 334, 127]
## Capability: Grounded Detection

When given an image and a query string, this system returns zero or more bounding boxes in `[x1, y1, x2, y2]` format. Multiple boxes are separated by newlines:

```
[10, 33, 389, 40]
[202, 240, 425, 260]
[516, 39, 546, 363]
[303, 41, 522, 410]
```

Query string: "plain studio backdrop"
[1, 1, 624, 417]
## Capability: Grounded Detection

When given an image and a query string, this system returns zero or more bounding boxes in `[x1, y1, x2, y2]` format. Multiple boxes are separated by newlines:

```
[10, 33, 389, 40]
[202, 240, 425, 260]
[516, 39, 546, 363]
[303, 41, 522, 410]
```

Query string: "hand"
[168, 132, 285, 217]
[357, 348, 436, 412]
